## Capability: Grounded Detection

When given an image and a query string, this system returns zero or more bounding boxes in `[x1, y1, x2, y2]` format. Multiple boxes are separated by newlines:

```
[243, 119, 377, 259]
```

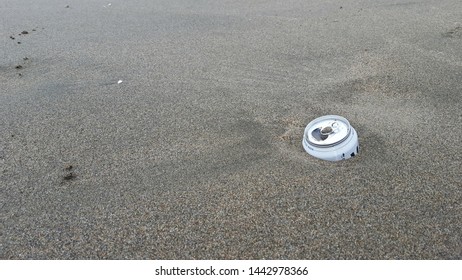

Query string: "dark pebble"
[15, 65, 23, 69]
[21, 31, 29, 34]
[10, 36, 15, 40]
[63, 172, 76, 181]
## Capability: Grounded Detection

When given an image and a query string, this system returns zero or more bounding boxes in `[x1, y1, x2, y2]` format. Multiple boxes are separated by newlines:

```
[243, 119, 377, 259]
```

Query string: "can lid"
[305, 115, 351, 147]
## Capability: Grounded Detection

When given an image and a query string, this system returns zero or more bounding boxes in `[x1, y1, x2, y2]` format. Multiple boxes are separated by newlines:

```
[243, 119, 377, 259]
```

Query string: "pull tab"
[320, 126, 333, 135]
[320, 121, 339, 136]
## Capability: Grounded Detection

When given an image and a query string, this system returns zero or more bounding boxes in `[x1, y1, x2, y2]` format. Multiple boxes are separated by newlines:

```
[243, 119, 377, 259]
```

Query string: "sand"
[1, 0, 461, 259]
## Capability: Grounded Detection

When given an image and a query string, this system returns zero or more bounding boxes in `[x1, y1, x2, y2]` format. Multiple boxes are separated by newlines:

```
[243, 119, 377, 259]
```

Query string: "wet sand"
[1, 0, 461, 259]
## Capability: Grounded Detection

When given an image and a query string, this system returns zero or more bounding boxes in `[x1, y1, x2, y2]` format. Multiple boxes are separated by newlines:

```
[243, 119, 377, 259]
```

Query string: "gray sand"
[1, 0, 461, 259]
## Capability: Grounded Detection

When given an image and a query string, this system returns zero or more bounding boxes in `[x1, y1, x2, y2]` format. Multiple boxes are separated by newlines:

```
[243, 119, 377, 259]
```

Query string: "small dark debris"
[15, 65, 23, 69]
[17, 42, 21, 44]
[23, 57, 29, 60]
[65, 165, 73, 171]
[63, 172, 76, 181]
[340, 6, 343, 9]
[443, 26, 462, 38]
[21, 31, 29, 35]
[11, 134, 15, 137]
[65, 5, 70, 8]
[10, 36, 15, 40]
[18, 73, 22, 77]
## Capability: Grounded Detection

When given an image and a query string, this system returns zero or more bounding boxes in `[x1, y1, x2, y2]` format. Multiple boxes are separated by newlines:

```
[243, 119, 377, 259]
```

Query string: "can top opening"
[305, 115, 351, 147]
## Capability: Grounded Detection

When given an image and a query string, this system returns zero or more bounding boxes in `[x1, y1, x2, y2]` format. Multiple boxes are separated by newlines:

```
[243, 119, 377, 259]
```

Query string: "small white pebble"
[117, 80, 123, 84]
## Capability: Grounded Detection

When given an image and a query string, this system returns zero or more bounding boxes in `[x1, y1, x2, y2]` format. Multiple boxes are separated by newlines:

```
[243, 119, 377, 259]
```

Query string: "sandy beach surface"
[1, 0, 461, 259]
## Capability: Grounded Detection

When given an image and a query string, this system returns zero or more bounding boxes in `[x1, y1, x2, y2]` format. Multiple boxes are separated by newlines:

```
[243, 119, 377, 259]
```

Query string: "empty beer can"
[302, 115, 359, 161]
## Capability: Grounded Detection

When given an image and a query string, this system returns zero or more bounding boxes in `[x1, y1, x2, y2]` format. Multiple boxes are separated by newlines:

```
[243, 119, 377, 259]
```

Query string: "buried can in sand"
[303, 115, 359, 161]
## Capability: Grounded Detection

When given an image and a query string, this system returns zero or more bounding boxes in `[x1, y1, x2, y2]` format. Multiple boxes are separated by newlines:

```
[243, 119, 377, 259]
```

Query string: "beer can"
[302, 115, 359, 161]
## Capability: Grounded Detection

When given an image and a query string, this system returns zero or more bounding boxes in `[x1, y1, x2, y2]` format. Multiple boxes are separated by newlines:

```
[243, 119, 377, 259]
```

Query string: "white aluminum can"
[302, 115, 359, 161]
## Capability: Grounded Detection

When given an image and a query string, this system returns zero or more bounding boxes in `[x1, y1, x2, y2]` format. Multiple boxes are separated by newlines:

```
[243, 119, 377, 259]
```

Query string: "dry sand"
[1, 0, 461, 259]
